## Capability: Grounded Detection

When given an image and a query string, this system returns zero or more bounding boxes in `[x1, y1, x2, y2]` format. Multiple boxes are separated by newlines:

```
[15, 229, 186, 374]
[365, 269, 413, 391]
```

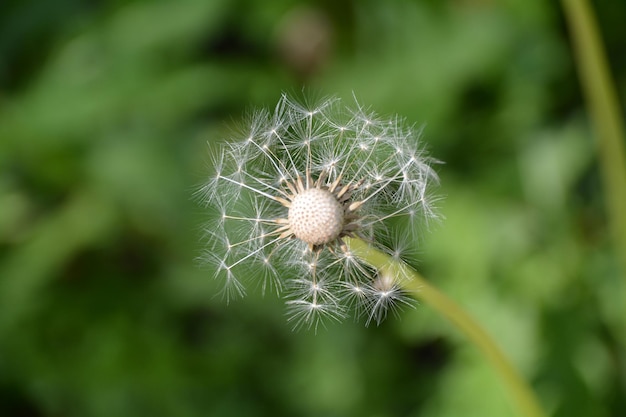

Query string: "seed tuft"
[198, 94, 439, 328]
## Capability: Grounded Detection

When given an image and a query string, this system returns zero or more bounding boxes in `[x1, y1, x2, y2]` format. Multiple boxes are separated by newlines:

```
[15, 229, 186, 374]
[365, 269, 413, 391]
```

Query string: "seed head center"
[288, 188, 344, 246]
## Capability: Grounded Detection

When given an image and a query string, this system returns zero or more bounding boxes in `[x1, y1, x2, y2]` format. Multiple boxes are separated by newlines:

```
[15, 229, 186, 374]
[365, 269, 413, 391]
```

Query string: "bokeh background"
[1, 0, 625, 416]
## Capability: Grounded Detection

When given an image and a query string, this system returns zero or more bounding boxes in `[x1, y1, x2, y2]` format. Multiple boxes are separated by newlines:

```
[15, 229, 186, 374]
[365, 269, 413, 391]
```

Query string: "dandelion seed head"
[199, 94, 439, 328]
[288, 188, 344, 246]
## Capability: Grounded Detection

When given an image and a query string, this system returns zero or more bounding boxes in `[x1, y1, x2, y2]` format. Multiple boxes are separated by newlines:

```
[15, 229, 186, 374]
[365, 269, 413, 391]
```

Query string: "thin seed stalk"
[346, 237, 548, 417]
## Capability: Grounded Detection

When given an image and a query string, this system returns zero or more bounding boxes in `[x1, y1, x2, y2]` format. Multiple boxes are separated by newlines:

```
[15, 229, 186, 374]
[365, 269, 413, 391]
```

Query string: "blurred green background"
[1, 0, 625, 416]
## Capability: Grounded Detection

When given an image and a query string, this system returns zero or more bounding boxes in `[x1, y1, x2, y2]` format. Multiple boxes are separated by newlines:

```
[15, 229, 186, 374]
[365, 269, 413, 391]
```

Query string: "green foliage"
[1, 0, 624, 416]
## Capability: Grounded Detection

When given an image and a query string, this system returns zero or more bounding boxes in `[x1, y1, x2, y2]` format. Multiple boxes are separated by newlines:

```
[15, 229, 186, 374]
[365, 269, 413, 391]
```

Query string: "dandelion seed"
[198, 94, 439, 328]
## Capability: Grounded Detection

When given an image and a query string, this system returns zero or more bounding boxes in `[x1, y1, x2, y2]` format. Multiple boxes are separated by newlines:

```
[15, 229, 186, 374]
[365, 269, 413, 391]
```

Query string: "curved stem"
[561, 0, 626, 281]
[346, 237, 548, 417]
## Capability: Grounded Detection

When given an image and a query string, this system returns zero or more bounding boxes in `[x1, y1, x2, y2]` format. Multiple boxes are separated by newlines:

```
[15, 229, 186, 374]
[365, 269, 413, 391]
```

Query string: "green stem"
[561, 0, 626, 280]
[346, 237, 548, 417]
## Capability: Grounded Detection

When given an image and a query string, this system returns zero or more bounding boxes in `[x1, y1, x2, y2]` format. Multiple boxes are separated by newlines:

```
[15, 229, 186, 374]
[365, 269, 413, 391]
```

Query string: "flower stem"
[346, 237, 548, 417]
[561, 0, 626, 281]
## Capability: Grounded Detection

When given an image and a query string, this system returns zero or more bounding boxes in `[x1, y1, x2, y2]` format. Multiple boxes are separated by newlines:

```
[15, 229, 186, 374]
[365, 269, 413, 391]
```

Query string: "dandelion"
[198, 97, 546, 417]
[198, 94, 439, 329]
